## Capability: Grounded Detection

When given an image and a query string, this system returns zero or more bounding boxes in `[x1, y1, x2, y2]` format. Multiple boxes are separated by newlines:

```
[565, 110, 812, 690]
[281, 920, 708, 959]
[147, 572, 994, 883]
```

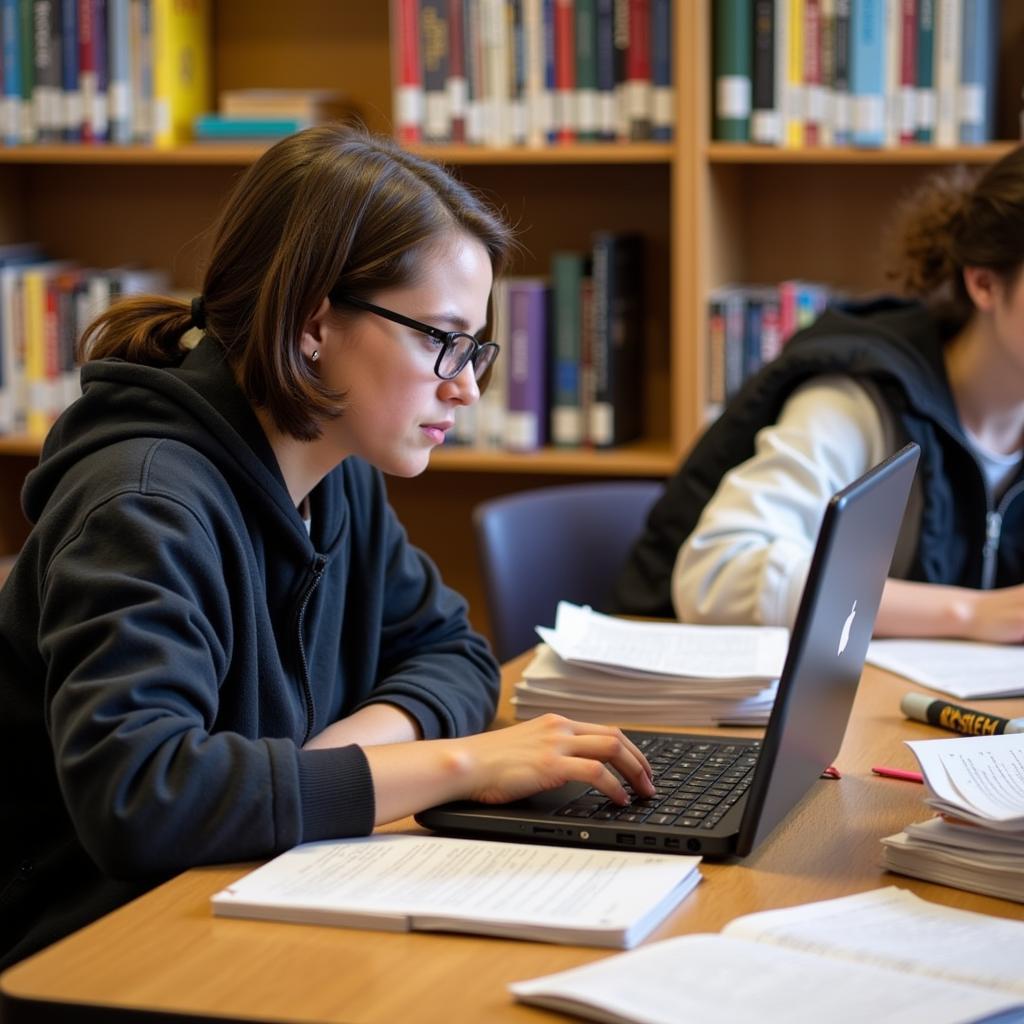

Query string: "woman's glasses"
[332, 293, 499, 381]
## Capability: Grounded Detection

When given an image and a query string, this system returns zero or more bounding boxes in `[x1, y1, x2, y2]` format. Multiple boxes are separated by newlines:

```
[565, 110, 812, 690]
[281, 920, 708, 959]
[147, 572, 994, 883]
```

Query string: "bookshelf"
[1, 2, 1022, 640]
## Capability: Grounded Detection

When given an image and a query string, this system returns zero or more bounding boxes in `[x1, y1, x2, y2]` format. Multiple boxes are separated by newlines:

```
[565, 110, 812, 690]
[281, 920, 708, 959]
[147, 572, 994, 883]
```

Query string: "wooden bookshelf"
[2, 1, 1022, 640]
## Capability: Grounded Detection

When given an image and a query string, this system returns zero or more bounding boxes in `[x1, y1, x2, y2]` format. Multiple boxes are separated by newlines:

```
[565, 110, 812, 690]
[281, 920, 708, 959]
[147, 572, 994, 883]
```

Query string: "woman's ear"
[299, 297, 332, 362]
[962, 266, 1001, 312]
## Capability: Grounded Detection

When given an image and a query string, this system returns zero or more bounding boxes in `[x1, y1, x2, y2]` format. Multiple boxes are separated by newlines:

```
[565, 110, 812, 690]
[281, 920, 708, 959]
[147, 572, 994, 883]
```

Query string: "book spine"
[541, 0, 556, 142]
[751, 0, 778, 144]
[898, 0, 917, 143]
[505, 278, 548, 451]
[883, 0, 900, 145]
[706, 291, 726, 416]
[480, 0, 510, 146]
[447, 0, 466, 141]
[508, 0, 527, 145]
[933, 0, 960, 146]
[421, 0, 450, 142]
[722, 288, 746, 400]
[624, 0, 650, 139]
[552, 0, 573, 142]
[32, 0, 60, 141]
[61, 0, 80, 138]
[129, 0, 152, 142]
[715, 0, 753, 142]
[817, 0, 834, 147]
[803, 0, 822, 146]
[522, 0, 542, 145]
[832, 0, 851, 143]
[16, 0, 33, 140]
[612, 0, 628, 139]
[575, 0, 598, 140]
[591, 232, 644, 447]
[23, 267, 47, 437]
[392, 0, 423, 143]
[464, 0, 483, 142]
[151, 0, 210, 147]
[957, 0, 993, 143]
[782, 0, 804, 146]
[1, 0, 22, 144]
[106, 0, 129, 141]
[550, 251, 584, 447]
[77, 0, 94, 139]
[649, 0, 671, 140]
[914, 0, 935, 141]
[850, 0, 884, 147]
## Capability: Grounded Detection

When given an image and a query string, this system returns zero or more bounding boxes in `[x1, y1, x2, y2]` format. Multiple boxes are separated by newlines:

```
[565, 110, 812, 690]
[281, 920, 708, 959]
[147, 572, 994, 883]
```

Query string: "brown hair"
[884, 145, 1024, 330]
[79, 126, 515, 440]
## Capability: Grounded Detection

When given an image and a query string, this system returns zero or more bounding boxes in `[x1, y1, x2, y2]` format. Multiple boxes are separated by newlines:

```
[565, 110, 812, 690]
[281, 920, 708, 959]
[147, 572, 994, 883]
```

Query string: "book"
[595, 0, 616, 139]
[151, 0, 211, 146]
[850, 0, 885, 147]
[420, 0, 450, 142]
[106, 0, 131, 142]
[589, 231, 643, 447]
[211, 833, 702, 950]
[218, 88, 349, 122]
[550, 250, 587, 446]
[510, 887, 1024, 1024]
[881, 732, 1024, 902]
[575, 0, 599, 141]
[915, 0, 936, 141]
[624, 0, 650, 139]
[391, 0, 423, 144]
[79, 0, 109, 142]
[750, 0, 779, 144]
[1, 0, 25, 144]
[193, 114, 306, 141]
[867, 638, 1024, 699]
[957, 0, 996, 144]
[504, 277, 549, 452]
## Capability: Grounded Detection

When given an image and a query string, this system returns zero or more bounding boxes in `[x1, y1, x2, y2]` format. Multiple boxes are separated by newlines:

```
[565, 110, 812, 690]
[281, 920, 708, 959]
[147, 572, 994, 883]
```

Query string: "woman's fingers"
[564, 733, 656, 798]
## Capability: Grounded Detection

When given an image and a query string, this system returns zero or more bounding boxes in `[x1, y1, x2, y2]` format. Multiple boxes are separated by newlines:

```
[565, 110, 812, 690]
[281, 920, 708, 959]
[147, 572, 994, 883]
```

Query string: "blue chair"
[474, 480, 664, 662]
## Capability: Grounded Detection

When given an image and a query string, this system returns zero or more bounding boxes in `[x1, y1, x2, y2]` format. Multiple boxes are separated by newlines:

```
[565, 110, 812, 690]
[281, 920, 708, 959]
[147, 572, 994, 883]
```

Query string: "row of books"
[451, 232, 645, 452]
[0, 0, 210, 146]
[714, 0, 1000, 148]
[706, 280, 831, 413]
[0, 243, 168, 435]
[391, 0, 673, 147]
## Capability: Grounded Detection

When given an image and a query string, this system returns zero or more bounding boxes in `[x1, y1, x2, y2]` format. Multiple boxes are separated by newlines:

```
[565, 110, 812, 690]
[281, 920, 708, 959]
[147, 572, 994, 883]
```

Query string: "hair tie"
[190, 296, 207, 330]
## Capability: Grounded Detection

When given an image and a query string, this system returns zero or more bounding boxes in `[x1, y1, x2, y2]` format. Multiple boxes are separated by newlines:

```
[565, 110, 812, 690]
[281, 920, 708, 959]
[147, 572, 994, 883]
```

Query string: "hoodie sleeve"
[672, 376, 892, 628]
[39, 489, 369, 879]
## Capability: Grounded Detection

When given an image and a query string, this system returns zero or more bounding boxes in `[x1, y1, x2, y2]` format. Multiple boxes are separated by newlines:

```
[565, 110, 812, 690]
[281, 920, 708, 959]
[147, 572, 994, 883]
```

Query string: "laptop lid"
[416, 443, 920, 859]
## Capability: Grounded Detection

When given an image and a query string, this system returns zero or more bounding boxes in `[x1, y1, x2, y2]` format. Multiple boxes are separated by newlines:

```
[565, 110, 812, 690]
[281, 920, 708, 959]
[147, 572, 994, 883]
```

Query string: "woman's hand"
[361, 714, 655, 826]
[878, 578, 1024, 643]
[957, 584, 1024, 644]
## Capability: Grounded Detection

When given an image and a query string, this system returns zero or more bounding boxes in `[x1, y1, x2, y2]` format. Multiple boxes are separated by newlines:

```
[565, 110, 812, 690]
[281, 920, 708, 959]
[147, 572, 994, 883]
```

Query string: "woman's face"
[313, 232, 494, 477]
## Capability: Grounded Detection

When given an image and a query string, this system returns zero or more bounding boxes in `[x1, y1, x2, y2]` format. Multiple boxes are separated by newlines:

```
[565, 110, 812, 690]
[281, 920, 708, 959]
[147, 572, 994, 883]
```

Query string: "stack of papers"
[880, 733, 1024, 903]
[867, 639, 1024, 698]
[511, 603, 784, 727]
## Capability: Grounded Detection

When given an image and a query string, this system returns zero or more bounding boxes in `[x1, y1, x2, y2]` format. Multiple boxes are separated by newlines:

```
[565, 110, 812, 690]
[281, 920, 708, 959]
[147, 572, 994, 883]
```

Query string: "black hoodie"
[615, 298, 1024, 618]
[0, 337, 499, 968]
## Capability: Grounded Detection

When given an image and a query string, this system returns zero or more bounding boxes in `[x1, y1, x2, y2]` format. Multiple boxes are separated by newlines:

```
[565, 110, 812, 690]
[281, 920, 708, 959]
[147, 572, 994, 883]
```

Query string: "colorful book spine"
[575, 0, 599, 140]
[61, 0, 81, 139]
[523, 0, 548, 146]
[803, 0, 823, 146]
[552, 0, 574, 142]
[782, 0, 804, 146]
[624, 0, 650, 139]
[391, 0, 422, 144]
[447, 0, 467, 141]
[957, 0, 995, 144]
[933, 0, 961, 146]
[612, 0, 628, 139]
[421, 0, 450, 142]
[590, 232, 644, 447]
[714, 0, 753, 142]
[832, 0, 852, 144]
[129, 0, 153, 142]
[1, 0, 23, 144]
[106, 0, 129, 141]
[509, 0, 528, 144]
[550, 251, 586, 447]
[32, 0, 62, 142]
[914, 0, 935, 142]
[898, 0, 918, 144]
[850, 0, 885, 147]
[751, 0, 779, 144]
[817, 0, 835, 147]
[79, 0, 109, 141]
[505, 277, 549, 452]
[649, 0, 671, 140]
[151, 0, 209, 146]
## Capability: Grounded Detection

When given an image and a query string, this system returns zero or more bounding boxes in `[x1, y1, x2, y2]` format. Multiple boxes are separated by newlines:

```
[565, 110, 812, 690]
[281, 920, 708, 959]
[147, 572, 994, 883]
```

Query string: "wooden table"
[3, 658, 1023, 1023]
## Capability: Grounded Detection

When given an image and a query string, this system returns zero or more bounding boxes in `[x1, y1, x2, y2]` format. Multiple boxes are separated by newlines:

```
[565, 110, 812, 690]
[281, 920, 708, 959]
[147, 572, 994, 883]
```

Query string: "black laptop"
[416, 443, 920, 859]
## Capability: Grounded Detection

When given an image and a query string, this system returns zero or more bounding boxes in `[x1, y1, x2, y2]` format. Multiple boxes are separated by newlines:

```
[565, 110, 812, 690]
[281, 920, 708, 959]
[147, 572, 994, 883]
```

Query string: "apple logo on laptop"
[837, 600, 857, 655]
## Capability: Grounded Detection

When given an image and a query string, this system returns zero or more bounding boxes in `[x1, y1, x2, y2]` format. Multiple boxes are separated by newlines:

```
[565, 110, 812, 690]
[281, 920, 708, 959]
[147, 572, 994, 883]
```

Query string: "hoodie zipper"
[296, 554, 327, 744]
[981, 481, 1024, 590]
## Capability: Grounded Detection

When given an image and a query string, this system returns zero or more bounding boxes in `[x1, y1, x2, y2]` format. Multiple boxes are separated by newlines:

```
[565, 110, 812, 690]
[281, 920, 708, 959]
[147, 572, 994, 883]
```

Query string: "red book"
[899, 0, 918, 145]
[391, 0, 423, 144]
[803, 0, 822, 146]
[554, 0, 575, 143]
[447, 0, 466, 142]
[625, 0, 651, 139]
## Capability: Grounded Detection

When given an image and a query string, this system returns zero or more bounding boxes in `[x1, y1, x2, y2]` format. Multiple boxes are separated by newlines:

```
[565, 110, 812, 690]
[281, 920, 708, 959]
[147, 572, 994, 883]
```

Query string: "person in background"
[0, 126, 653, 969]
[616, 144, 1024, 644]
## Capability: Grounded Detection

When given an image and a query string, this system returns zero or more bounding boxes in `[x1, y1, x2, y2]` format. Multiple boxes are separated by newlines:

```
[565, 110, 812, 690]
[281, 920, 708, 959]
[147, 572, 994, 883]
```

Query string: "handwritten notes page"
[867, 639, 1024, 699]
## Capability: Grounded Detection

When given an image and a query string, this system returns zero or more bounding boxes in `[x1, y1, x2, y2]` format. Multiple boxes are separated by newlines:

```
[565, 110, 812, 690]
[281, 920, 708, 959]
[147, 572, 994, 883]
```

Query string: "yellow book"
[152, 0, 212, 147]
[784, 0, 805, 148]
[22, 267, 51, 439]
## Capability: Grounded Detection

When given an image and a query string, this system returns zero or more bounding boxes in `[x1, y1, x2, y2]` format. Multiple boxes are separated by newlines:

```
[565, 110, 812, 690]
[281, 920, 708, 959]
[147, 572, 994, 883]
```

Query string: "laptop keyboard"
[555, 736, 761, 831]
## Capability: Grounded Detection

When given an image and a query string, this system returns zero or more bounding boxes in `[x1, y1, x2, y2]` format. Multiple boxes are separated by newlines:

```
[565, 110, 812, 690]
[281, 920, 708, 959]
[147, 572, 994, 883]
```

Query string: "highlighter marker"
[900, 692, 1024, 737]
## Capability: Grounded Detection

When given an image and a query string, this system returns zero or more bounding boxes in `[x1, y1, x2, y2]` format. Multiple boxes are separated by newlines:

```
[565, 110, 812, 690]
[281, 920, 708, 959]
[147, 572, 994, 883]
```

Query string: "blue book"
[958, 0, 997, 144]
[650, 0, 671, 140]
[1, 0, 22, 144]
[850, 0, 885, 148]
[106, 0, 130, 142]
[915, 0, 935, 142]
[543, 0, 557, 143]
[550, 251, 587, 447]
[595, 0, 615, 139]
[60, 0, 79, 139]
[193, 114, 307, 140]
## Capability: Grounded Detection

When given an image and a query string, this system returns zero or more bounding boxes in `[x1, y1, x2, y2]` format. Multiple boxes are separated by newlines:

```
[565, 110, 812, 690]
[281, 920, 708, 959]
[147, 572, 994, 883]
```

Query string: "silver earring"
[310, 350, 320, 363]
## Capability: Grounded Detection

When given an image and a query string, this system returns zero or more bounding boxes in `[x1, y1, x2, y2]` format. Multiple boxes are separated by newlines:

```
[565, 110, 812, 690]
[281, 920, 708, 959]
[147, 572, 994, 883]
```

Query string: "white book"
[867, 638, 1024, 698]
[933, 0, 961, 146]
[511, 887, 1024, 1024]
[212, 833, 702, 949]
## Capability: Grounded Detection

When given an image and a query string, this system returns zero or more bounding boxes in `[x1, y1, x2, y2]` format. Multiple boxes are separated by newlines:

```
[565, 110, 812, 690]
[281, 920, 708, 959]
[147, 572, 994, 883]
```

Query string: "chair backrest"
[473, 480, 664, 662]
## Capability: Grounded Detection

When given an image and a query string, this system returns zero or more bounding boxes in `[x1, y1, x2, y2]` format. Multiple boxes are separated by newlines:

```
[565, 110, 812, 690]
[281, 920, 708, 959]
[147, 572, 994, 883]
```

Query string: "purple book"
[504, 277, 549, 452]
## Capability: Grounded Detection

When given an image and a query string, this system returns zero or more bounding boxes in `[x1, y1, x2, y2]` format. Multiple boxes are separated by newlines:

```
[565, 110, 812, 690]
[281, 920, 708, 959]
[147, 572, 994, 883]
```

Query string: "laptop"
[417, 443, 920, 859]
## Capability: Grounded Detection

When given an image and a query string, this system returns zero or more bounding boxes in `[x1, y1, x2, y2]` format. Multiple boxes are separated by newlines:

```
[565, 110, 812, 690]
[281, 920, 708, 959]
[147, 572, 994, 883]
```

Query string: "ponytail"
[77, 295, 195, 366]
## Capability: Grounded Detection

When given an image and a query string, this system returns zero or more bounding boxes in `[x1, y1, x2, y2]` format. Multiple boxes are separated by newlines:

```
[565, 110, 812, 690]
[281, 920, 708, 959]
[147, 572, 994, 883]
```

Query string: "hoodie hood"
[23, 337, 311, 549]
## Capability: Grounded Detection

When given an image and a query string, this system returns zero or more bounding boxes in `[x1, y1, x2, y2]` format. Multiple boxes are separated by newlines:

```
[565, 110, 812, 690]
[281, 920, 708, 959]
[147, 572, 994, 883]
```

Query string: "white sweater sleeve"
[672, 375, 890, 627]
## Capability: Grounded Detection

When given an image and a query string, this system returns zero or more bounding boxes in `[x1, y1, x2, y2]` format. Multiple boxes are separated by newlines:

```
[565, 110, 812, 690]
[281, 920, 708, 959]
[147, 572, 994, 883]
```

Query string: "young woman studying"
[0, 126, 653, 969]
[616, 144, 1024, 645]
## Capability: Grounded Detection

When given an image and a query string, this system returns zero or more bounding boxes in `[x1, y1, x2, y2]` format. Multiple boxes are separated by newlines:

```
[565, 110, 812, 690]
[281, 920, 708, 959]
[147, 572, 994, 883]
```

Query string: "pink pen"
[871, 765, 924, 784]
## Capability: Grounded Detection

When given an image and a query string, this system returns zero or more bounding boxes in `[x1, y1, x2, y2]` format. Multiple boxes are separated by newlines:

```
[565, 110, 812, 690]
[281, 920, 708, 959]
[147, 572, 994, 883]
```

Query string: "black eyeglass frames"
[332, 293, 499, 381]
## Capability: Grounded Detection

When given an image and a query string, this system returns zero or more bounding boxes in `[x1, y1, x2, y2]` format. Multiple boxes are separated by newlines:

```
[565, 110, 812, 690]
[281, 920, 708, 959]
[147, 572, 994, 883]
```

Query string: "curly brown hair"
[883, 145, 1024, 330]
